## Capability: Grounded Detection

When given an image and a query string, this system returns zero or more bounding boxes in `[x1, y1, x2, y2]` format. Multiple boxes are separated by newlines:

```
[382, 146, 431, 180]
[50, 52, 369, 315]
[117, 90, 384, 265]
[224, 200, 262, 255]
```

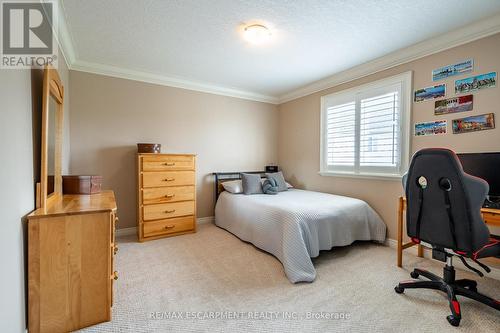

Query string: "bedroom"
[1, 0, 500, 332]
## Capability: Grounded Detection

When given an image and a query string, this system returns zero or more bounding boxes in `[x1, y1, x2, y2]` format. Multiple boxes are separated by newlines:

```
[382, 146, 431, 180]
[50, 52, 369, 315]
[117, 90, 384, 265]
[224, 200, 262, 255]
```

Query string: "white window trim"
[319, 71, 412, 180]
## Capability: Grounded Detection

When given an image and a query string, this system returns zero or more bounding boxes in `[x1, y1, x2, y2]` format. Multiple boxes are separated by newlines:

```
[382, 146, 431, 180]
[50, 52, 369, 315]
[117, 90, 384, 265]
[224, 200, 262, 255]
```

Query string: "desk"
[397, 196, 500, 267]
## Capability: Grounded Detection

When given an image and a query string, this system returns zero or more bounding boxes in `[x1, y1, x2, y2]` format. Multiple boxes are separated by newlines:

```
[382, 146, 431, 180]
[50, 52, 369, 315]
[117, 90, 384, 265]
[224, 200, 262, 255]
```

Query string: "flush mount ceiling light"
[243, 24, 272, 45]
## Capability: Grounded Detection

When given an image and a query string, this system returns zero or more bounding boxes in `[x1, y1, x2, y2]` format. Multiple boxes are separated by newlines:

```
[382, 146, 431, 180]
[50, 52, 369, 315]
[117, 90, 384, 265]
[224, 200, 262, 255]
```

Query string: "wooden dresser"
[137, 153, 197, 242]
[482, 207, 500, 226]
[27, 191, 118, 333]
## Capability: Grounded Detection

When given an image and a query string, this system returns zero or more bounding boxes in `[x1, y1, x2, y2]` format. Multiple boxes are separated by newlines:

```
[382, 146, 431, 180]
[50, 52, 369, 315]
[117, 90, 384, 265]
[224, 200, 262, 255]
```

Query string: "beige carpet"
[79, 223, 500, 333]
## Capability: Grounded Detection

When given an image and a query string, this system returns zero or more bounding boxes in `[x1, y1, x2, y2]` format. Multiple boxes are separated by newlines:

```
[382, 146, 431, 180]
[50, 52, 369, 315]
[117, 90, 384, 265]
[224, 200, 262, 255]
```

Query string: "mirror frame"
[38, 65, 64, 209]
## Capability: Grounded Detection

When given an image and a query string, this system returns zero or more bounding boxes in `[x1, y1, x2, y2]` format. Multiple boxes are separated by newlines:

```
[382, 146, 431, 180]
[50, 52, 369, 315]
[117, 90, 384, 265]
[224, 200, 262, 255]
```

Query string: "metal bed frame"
[212, 171, 266, 202]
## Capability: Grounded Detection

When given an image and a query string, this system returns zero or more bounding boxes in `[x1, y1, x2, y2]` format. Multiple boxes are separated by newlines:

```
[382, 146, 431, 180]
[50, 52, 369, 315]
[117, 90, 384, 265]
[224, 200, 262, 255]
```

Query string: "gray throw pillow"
[241, 173, 263, 195]
[262, 178, 279, 195]
[265, 171, 288, 192]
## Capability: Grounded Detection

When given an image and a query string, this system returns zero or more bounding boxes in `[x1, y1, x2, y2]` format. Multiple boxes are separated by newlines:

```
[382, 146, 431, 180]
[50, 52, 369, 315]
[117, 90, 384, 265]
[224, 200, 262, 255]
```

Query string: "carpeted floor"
[79, 223, 500, 333]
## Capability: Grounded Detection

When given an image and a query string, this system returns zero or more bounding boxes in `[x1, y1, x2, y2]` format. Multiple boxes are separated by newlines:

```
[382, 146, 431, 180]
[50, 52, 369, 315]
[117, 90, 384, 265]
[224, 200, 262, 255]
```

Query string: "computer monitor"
[457, 152, 500, 198]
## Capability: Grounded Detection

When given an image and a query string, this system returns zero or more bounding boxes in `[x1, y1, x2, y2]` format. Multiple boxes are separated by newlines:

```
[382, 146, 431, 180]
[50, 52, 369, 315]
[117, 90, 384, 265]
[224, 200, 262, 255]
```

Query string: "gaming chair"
[394, 148, 500, 326]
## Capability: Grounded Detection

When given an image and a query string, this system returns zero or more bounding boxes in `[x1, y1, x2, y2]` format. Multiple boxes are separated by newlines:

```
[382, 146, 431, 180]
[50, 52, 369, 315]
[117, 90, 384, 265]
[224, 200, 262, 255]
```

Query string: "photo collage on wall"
[414, 58, 496, 136]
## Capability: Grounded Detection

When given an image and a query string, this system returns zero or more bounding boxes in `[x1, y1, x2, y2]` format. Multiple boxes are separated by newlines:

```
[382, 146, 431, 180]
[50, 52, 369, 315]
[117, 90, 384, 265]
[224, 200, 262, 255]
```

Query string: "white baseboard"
[384, 238, 500, 280]
[115, 216, 215, 237]
[115, 226, 137, 237]
[197, 216, 215, 224]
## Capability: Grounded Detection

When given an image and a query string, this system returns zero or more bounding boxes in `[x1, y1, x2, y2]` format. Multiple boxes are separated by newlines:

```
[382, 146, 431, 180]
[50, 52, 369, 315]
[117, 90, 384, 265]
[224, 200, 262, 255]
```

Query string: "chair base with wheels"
[395, 255, 500, 327]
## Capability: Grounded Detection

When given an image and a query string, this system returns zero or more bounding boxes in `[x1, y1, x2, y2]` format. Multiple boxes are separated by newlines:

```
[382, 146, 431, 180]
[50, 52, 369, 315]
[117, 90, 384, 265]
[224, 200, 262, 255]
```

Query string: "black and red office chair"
[394, 148, 500, 326]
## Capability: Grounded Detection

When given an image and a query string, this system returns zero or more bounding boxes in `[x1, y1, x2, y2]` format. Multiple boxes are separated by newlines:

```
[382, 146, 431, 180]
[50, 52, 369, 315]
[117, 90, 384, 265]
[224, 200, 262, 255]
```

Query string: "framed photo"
[455, 72, 496, 94]
[414, 84, 445, 102]
[432, 59, 473, 81]
[415, 120, 447, 136]
[434, 95, 473, 115]
[452, 113, 495, 134]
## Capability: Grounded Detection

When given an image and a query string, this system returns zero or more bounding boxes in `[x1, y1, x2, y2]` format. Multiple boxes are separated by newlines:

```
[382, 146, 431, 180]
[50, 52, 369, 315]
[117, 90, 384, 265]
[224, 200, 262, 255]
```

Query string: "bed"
[213, 172, 387, 283]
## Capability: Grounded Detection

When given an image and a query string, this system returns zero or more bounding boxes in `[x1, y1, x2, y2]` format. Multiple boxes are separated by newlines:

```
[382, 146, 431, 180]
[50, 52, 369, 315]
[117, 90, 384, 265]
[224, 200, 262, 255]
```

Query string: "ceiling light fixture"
[243, 24, 272, 45]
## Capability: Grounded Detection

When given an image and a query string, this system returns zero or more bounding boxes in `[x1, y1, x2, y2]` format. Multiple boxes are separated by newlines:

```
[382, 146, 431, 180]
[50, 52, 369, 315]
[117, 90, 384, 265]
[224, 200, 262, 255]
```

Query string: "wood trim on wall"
[39, 65, 64, 209]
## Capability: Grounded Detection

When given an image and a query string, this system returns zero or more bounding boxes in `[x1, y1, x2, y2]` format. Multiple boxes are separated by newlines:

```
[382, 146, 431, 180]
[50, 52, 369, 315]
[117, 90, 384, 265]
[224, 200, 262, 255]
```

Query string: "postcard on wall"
[455, 72, 496, 94]
[452, 113, 495, 134]
[434, 95, 473, 115]
[415, 120, 447, 136]
[414, 84, 446, 102]
[432, 59, 473, 81]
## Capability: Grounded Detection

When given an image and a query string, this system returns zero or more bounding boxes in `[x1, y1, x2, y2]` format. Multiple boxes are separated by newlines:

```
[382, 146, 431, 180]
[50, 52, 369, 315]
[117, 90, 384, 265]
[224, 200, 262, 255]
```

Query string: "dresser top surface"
[28, 190, 117, 219]
[137, 153, 197, 157]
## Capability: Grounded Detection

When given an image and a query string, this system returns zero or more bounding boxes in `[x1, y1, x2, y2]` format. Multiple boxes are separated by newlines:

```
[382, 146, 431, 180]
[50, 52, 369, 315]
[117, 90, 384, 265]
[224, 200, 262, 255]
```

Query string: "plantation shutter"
[322, 81, 404, 175]
[359, 88, 400, 173]
[326, 101, 356, 170]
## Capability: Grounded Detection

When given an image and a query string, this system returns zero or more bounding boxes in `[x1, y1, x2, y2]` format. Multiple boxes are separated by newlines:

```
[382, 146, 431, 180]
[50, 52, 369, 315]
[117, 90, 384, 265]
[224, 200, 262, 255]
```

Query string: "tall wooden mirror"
[37, 65, 64, 209]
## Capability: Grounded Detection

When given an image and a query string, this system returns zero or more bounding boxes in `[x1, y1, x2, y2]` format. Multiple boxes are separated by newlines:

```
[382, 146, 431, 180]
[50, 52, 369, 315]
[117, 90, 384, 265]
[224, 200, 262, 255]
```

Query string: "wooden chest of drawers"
[137, 153, 196, 241]
[27, 191, 118, 333]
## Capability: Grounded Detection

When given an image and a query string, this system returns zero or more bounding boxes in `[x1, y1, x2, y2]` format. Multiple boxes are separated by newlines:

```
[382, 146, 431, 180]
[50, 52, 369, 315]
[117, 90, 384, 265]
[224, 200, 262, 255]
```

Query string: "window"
[320, 72, 412, 179]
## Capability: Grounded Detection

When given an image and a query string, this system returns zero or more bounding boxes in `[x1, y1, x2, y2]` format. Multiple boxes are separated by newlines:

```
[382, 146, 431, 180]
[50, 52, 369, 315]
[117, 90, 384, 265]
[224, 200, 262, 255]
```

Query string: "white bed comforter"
[215, 189, 386, 283]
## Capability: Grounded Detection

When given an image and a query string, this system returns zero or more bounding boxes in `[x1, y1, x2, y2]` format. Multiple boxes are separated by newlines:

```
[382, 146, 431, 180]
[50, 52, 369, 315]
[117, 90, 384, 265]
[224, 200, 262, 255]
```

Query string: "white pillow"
[222, 180, 243, 194]
[223, 178, 292, 193]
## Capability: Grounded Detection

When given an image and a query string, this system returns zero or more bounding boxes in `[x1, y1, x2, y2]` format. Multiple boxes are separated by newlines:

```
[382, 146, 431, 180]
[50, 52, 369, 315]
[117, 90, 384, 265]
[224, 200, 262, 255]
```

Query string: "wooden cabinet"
[137, 154, 196, 242]
[482, 208, 500, 226]
[27, 191, 118, 333]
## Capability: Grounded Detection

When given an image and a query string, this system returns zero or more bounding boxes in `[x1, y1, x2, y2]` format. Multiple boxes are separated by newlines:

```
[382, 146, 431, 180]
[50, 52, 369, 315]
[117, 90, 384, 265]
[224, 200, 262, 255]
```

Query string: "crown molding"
[50, 1, 500, 106]
[48, 0, 278, 104]
[55, 0, 77, 65]
[278, 13, 500, 104]
[71, 60, 279, 104]
[42, 0, 77, 66]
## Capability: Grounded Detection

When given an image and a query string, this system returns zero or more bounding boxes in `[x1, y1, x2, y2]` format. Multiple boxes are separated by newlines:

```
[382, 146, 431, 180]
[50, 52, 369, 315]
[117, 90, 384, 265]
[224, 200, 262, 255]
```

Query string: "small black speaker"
[265, 165, 279, 173]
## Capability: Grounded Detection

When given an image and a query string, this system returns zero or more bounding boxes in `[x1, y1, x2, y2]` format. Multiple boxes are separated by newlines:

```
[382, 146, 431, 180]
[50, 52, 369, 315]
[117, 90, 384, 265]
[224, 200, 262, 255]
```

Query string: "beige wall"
[0, 49, 70, 332]
[68, 33, 499, 236]
[60, 54, 71, 174]
[278, 33, 500, 240]
[0, 69, 35, 333]
[69, 71, 278, 229]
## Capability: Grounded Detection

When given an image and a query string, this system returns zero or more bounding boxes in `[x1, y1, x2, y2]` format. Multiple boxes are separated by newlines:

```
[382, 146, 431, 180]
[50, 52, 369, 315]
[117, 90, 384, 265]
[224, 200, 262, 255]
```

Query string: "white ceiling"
[60, 0, 500, 102]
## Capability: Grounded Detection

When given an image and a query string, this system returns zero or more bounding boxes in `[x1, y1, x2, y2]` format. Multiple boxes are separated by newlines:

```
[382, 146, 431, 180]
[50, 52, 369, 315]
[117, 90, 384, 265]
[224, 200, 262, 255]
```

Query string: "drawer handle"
[114, 245, 119, 255]
[164, 162, 176, 166]
[165, 225, 175, 229]
[164, 209, 176, 214]
[164, 194, 175, 198]
[112, 271, 118, 280]
[163, 178, 175, 182]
